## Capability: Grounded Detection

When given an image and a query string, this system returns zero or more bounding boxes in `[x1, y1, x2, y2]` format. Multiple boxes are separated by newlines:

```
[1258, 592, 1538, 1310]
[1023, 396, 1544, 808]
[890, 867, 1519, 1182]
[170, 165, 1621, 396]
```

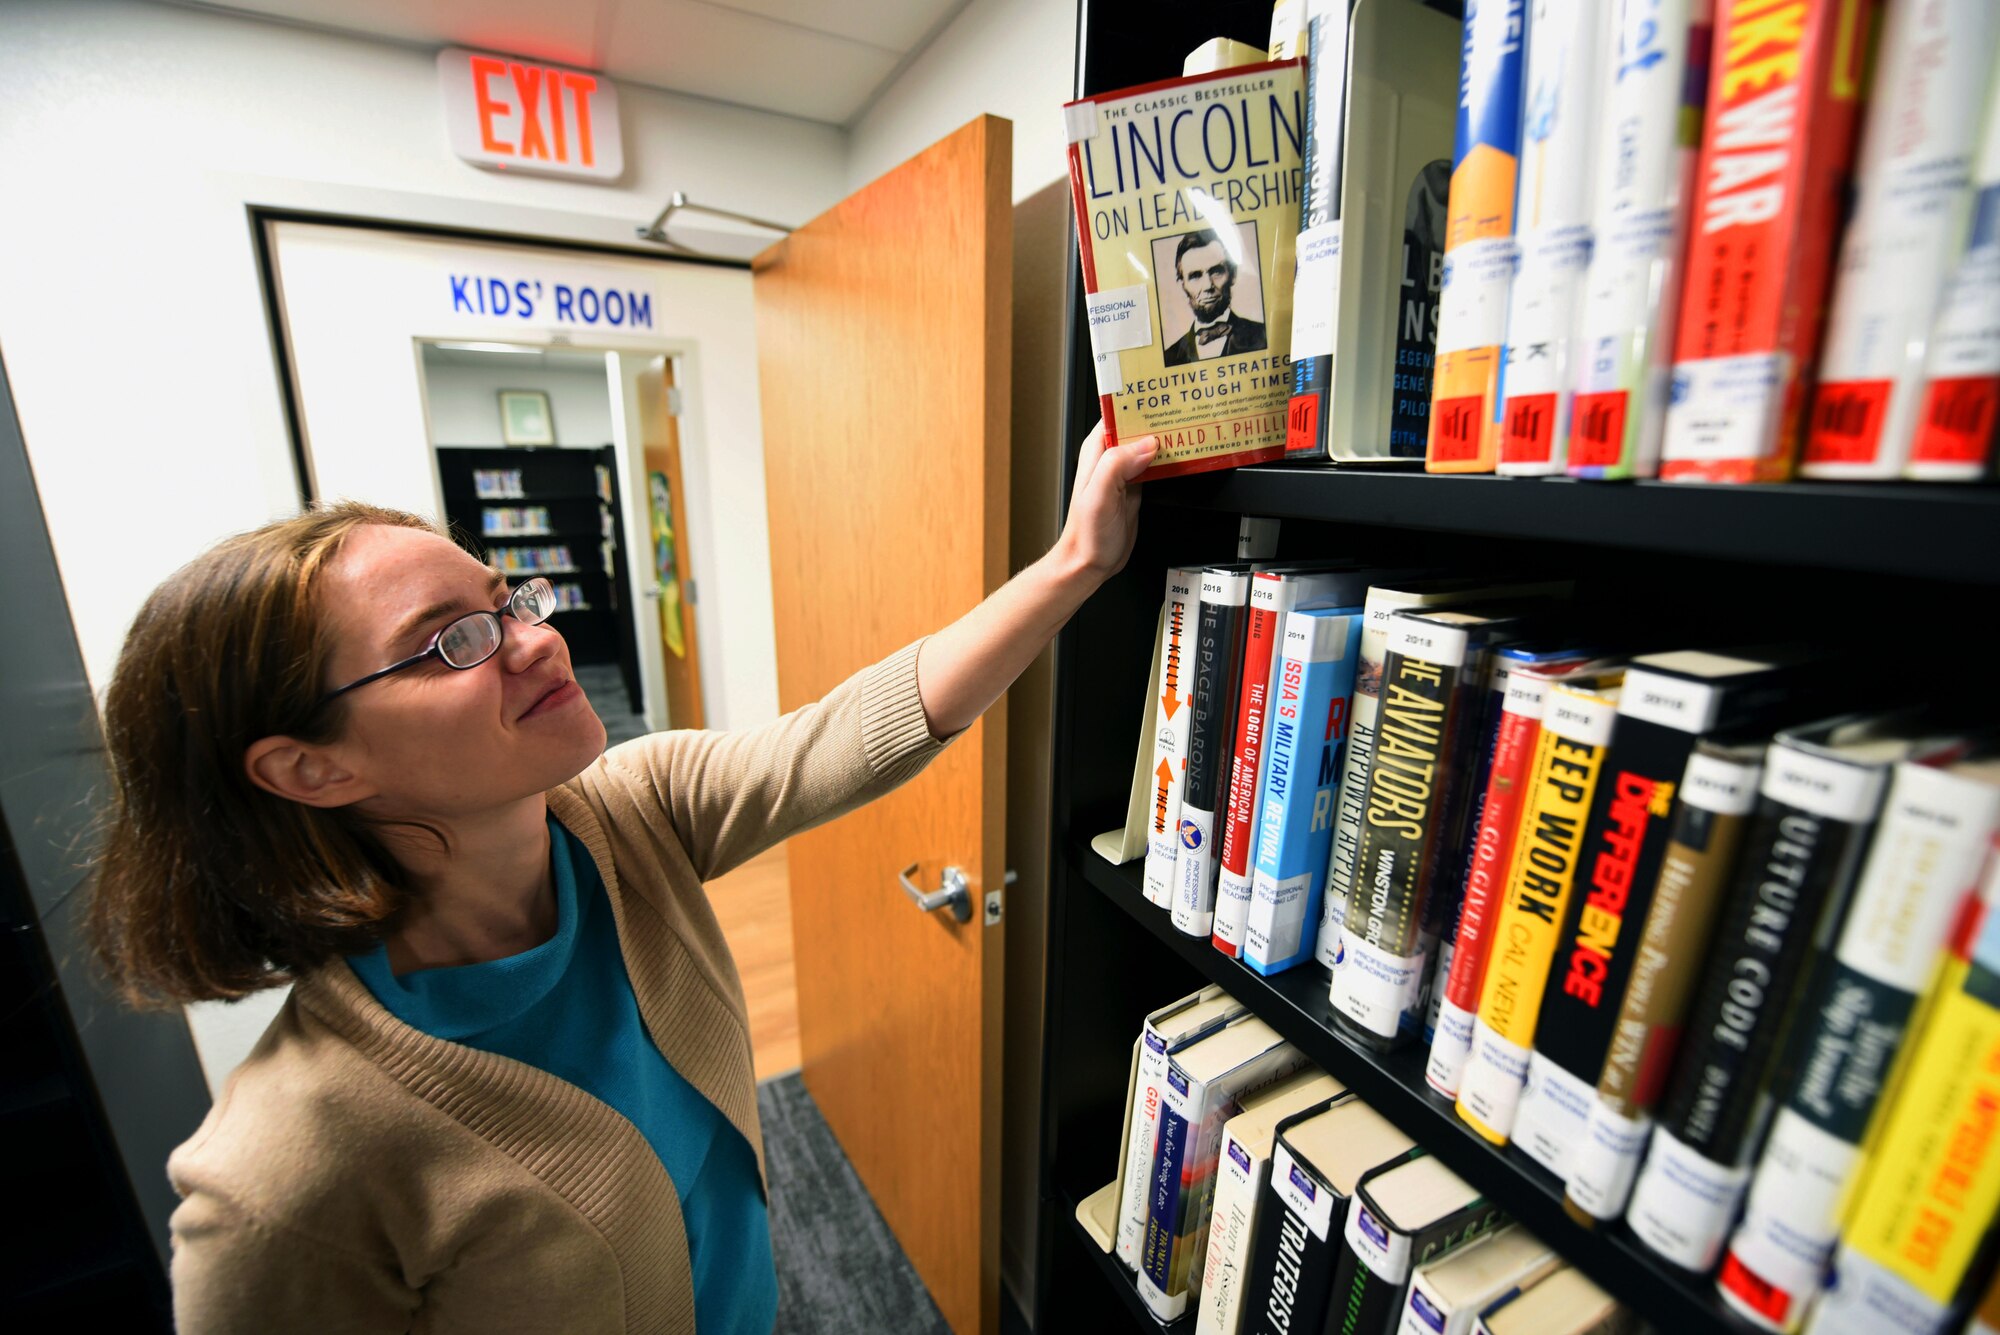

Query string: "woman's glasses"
[320, 577, 558, 704]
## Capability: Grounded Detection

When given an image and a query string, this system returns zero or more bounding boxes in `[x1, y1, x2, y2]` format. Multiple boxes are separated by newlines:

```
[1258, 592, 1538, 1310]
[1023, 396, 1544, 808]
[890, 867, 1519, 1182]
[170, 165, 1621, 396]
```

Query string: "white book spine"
[1569, 0, 1704, 479]
[1288, 0, 1357, 370]
[1216, 577, 1307, 951]
[1174, 570, 1254, 938]
[1315, 590, 1406, 967]
[1197, 1127, 1268, 1335]
[1906, 71, 2000, 480]
[1495, 0, 1608, 476]
[1145, 569, 1200, 906]
[1801, 0, 2000, 479]
[1721, 762, 2000, 1331]
[1116, 1025, 1178, 1267]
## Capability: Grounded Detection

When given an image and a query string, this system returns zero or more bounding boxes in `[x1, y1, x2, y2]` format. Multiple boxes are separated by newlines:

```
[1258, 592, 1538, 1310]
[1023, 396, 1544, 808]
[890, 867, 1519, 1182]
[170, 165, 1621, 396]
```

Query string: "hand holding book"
[915, 420, 1153, 739]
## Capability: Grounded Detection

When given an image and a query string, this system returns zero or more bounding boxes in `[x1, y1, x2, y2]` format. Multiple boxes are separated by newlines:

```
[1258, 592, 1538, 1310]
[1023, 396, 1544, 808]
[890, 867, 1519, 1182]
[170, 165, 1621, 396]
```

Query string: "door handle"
[898, 863, 972, 923]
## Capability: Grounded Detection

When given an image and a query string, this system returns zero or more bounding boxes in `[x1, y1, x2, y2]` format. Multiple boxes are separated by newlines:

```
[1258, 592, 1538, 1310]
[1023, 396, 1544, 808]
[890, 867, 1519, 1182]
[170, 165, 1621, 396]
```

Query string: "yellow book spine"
[1839, 950, 2000, 1305]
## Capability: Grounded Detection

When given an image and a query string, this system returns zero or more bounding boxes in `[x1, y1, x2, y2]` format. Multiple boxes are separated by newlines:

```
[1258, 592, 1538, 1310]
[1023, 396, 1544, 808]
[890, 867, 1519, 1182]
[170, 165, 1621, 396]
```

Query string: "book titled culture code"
[1065, 61, 1307, 479]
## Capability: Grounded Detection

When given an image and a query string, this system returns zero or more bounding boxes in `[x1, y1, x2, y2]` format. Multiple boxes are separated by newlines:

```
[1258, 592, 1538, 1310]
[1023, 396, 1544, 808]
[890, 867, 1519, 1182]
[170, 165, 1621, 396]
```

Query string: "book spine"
[1806, 850, 2000, 1335]
[1427, 0, 1531, 473]
[1719, 767, 2000, 1332]
[1146, 568, 1201, 906]
[1456, 684, 1618, 1144]
[1566, 743, 1763, 1222]
[1285, 0, 1358, 463]
[1218, 578, 1300, 953]
[1318, 597, 1403, 968]
[1245, 612, 1362, 975]
[1120, 1023, 1182, 1266]
[1244, 1143, 1347, 1335]
[1428, 668, 1549, 1097]
[1176, 571, 1254, 937]
[1513, 676, 1714, 1179]
[1141, 1069, 1202, 1317]
[1494, 0, 1607, 476]
[1199, 1127, 1274, 1335]
[1333, 1182, 1507, 1335]
[1332, 616, 1472, 1048]
[1906, 71, 2000, 481]
[1626, 743, 1893, 1272]
[1569, 0, 1710, 479]
[1658, 0, 1874, 483]
[1798, 0, 2000, 478]
[1425, 660, 1514, 1050]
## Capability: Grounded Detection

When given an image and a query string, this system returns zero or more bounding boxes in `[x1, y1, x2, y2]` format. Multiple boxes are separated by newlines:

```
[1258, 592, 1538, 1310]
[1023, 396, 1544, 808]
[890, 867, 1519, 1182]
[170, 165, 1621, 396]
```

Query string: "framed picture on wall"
[499, 389, 555, 445]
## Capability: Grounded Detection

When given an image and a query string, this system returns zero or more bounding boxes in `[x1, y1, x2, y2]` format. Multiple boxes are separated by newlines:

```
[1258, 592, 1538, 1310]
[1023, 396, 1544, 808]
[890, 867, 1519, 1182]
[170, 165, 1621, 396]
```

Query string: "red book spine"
[1659, 0, 1875, 482]
[1439, 703, 1542, 1018]
[1213, 597, 1283, 956]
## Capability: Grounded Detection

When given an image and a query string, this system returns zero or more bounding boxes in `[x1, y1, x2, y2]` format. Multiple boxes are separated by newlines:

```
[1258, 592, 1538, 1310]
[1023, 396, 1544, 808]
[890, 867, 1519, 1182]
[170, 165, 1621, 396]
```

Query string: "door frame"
[254, 211, 725, 733]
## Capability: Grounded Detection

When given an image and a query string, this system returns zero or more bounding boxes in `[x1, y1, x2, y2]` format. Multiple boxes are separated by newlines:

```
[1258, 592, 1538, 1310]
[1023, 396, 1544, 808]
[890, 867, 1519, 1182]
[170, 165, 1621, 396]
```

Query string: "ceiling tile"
[698, 0, 965, 54]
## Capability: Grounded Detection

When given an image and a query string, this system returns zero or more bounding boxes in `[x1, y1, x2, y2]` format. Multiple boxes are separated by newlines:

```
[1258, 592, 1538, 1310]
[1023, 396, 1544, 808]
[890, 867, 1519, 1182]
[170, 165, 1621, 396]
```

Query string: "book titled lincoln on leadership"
[1065, 60, 1306, 479]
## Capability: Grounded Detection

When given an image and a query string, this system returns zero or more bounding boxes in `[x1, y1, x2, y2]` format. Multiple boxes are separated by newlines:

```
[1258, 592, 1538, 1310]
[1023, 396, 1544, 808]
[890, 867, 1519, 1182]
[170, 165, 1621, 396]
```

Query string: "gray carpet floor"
[575, 662, 651, 748]
[759, 1073, 952, 1335]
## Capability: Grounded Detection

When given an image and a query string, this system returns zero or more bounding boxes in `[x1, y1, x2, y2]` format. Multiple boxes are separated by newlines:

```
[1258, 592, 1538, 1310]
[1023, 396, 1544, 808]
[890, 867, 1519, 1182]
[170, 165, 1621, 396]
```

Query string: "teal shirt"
[350, 818, 777, 1334]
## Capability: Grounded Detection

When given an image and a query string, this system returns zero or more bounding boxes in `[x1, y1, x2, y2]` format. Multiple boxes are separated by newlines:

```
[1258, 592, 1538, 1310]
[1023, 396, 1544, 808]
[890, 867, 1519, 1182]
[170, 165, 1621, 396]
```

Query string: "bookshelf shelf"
[1068, 843, 1759, 1335]
[1150, 467, 2000, 586]
[1063, 1190, 1197, 1334]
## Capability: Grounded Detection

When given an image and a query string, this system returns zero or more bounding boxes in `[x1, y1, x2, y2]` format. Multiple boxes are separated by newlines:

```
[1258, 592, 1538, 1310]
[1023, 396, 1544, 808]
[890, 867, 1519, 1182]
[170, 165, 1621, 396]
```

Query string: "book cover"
[1141, 1018, 1308, 1320]
[1720, 759, 2000, 1332]
[1806, 843, 2000, 1335]
[1427, 652, 1599, 1097]
[1907, 69, 2000, 481]
[1514, 650, 1820, 1180]
[1198, 1072, 1349, 1335]
[1176, 566, 1260, 937]
[1333, 611, 1508, 1048]
[1315, 577, 1571, 970]
[1569, 0, 1713, 480]
[1118, 987, 1248, 1268]
[1798, 0, 2000, 478]
[1269, 0, 1311, 61]
[1564, 739, 1765, 1224]
[1494, 0, 1608, 476]
[1219, 566, 1375, 955]
[1064, 61, 1307, 479]
[1244, 607, 1366, 975]
[1472, 1266, 1629, 1335]
[1286, 0, 1458, 462]
[1625, 714, 1949, 1272]
[1427, 0, 1531, 473]
[1329, 1153, 1507, 1335]
[1243, 1100, 1419, 1335]
[1146, 568, 1202, 904]
[1657, 0, 1875, 483]
[1456, 676, 1621, 1145]
[1397, 1225, 1561, 1335]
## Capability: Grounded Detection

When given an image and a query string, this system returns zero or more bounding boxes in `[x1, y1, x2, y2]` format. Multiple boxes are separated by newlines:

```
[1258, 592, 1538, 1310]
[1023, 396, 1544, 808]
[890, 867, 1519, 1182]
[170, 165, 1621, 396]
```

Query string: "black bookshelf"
[1031, 3, 2000, 1333]
[435, 445, 643, 712]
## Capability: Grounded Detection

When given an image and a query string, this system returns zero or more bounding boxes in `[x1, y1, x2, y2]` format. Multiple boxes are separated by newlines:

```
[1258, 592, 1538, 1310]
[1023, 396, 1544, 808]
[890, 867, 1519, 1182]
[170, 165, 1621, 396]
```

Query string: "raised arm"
[915, 421, 1156, 737]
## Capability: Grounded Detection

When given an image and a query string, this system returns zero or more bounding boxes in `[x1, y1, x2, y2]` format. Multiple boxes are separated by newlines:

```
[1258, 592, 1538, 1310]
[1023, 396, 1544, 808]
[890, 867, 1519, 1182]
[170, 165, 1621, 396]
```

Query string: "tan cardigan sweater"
[167, 640, 949, 1334]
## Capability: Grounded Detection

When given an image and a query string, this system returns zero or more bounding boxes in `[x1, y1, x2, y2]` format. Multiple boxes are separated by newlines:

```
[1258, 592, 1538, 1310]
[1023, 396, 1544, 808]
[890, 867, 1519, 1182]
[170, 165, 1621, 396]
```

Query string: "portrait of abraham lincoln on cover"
[1154, 220, 1267, 368]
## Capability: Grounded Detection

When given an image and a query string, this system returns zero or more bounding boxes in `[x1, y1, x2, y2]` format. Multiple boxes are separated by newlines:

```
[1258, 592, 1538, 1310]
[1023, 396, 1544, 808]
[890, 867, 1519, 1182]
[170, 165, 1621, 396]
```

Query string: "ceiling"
[182, 0, 971, 124]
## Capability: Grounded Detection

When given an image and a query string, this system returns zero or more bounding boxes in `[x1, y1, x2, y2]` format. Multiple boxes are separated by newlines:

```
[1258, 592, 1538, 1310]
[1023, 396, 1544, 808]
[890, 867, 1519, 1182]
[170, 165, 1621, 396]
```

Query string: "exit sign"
[438, 48, 624, 182]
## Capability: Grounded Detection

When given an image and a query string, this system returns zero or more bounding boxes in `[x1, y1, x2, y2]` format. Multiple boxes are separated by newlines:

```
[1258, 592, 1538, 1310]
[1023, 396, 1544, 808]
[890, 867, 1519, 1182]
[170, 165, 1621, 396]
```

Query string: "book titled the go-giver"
[1064, 60, 1307, 479]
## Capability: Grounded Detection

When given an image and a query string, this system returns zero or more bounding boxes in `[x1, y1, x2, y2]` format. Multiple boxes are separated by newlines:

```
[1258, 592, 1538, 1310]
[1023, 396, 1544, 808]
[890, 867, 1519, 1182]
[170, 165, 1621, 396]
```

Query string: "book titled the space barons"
[1065, 60, 1307, 478]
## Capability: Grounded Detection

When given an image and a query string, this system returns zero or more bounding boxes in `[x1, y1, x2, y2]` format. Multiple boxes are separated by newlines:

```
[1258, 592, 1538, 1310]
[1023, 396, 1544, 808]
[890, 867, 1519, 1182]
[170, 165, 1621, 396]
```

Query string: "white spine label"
[1290, 221, 1345, 359]
[1512, 1052, 1596, 1181]
[1437, 236, 1519, 352]
[1271, 1144, 1337, 1241]
[1566, 1100, 1652, 1221]
[1331, 931, 1425, 1039]
[1665, 351, 1788, 462]
[1457, 1020, 1531, 1138]
[1626, 1127, 1749, 1271]
[1426, 1000, 1477, 1097]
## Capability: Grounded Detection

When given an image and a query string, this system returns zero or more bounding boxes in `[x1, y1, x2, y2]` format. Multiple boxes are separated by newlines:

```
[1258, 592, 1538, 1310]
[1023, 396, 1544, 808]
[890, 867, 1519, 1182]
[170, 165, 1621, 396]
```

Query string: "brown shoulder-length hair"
[89, 501, 446, 1009]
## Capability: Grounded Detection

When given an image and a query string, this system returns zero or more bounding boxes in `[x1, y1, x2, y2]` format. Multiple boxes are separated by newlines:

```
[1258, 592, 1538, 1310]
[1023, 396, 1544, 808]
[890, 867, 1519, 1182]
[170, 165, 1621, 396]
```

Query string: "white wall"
[423, 359, 617, 446]
[846, 0, 1077, 203]
[0, 0, 845, 704]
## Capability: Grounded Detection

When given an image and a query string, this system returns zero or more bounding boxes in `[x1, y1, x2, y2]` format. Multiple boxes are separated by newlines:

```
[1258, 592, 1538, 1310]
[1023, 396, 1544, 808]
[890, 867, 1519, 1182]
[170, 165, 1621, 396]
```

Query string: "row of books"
[547, 581, 589, 613]
[1111, 558, 2000, 1332]
[1066, 0, 2000, 483]
[471, 467, 527, 499]
[480, 505, 552, 536]
[1084, 984, 1633, 1335]
[486, 544, 578, 575]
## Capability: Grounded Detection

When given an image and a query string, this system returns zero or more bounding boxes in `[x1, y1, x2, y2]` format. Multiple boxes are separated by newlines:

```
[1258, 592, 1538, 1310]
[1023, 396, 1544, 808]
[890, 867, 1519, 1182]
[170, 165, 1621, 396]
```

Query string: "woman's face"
[314, 524, 608, 821]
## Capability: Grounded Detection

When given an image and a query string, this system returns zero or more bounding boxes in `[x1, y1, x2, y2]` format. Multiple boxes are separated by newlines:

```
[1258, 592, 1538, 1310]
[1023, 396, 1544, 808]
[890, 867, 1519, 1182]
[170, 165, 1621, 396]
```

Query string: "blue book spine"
[1243, 608, 1365, 974]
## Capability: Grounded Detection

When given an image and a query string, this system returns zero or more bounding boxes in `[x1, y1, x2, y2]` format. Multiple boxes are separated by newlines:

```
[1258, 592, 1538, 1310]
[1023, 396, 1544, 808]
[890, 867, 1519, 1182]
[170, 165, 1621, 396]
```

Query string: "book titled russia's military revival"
[1065, 60, 1307, 478]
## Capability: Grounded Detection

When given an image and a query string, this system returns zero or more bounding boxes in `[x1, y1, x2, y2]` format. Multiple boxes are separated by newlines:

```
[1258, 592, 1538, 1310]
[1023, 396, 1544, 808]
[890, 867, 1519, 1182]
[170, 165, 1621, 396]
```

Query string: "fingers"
[1120, 436, 1160, 480]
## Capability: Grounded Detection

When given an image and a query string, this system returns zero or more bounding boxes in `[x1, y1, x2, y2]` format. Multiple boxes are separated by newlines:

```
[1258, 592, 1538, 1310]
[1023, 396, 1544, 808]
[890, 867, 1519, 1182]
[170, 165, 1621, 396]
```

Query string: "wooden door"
[753, 115, 1011, 1335]
[640, 360, 704, 730]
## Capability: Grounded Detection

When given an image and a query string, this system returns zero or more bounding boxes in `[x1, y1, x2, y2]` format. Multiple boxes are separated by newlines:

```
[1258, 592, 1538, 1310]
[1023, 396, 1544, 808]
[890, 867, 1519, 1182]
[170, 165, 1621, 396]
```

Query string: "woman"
[89, 424, 1156, 1333]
